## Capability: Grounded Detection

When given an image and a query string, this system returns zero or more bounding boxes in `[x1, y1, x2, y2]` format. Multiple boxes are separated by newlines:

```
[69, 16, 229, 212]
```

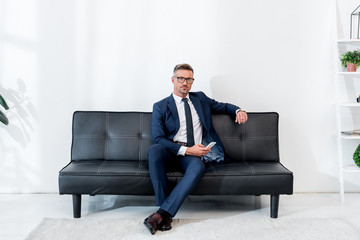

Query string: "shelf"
[337, 39, 360, 43]
[335, 39, 360, 202]
[339, 102, 360, 107]
[340, 134, 360, 139]
[332, 162, 360, 172]
[337, 72, 360, 75]
[343, 165, 360, 172]
[334, 132, 360, 139]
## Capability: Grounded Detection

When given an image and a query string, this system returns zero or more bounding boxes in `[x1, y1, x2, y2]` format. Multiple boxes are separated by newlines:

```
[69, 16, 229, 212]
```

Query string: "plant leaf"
[0, 109, 9, 125]
[340, 49, 360, 68]
[0, 94, 9, 110]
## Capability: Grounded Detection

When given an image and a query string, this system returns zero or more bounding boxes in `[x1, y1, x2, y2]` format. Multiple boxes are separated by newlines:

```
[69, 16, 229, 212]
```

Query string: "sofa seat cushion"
[193, 161, 293, 195]
[59, 160, 154, 195]
[59, 160, 292, 196]
[205, 161, 291, 176]
[60, 160, 150, 176]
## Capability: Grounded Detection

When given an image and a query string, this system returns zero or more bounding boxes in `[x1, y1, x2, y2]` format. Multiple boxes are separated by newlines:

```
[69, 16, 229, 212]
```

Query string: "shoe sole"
[159, 225, 172, 231]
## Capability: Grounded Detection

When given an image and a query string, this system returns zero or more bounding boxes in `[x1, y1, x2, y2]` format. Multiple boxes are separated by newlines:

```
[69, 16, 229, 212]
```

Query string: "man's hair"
[173, 63, 194, 75]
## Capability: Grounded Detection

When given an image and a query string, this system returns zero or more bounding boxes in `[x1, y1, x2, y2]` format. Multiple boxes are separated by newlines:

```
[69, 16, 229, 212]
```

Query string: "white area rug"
[26, 217, 359, 240]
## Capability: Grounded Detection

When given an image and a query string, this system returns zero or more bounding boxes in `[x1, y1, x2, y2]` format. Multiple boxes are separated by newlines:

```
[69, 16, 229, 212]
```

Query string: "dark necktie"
[182, 98, 195, 147]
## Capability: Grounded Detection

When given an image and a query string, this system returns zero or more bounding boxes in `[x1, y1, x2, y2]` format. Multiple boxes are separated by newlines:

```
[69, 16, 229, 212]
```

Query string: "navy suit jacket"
[151, 91, 240, 155]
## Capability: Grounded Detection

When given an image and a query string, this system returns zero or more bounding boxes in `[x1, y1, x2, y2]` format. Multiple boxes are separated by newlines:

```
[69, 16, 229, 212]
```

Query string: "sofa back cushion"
[71, 111, 279, 162]
[212, 112, 279, 162]
[72, 111, 152, 161]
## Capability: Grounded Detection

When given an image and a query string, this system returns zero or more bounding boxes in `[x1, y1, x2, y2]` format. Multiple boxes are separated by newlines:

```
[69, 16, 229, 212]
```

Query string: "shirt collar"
[172, 93, 190, 104]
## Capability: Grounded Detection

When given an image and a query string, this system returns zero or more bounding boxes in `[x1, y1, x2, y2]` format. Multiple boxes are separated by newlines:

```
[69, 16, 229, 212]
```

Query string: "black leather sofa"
[59, 111, 293, 218]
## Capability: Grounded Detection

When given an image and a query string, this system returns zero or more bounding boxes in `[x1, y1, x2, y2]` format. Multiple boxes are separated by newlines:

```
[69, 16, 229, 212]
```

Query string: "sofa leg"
[72, 194, 81, 218]
[270, 194, 279, 218]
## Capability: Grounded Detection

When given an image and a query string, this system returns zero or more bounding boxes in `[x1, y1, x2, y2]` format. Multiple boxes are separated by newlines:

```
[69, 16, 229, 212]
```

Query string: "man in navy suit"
[144, 64, 248, 234]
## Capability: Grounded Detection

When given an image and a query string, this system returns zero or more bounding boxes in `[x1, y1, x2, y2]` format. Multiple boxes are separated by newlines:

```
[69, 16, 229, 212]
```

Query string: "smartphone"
[206, 142, 216, 148]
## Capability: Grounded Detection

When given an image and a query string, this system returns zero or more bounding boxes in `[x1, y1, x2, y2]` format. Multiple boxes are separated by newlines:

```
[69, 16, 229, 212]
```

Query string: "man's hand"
[185, 144, 210, 157]
[235, 110, 248, 124]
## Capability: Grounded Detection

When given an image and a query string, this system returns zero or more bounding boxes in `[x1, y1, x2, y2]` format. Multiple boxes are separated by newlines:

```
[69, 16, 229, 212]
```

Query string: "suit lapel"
[189, 94, 208, 132]
[167, 94, 180, 131]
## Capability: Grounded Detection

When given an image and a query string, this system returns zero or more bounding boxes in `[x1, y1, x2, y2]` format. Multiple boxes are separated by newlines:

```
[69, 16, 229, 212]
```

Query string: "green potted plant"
[0, 94, 9, 125]
[340, 50, 360, 72]
[353, 144, 360, 168]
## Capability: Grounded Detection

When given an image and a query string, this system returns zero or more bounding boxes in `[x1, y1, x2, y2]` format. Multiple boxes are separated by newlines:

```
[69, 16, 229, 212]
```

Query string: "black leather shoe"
[159, 217, 172, 231]
[143, 213, 162, 235]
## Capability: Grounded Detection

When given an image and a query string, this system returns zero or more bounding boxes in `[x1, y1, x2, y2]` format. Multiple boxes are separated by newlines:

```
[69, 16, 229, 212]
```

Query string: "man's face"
[172, 69, 194, 98]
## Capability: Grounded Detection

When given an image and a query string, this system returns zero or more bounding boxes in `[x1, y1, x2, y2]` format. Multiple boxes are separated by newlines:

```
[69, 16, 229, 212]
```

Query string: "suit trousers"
[147, 144, 206, 217]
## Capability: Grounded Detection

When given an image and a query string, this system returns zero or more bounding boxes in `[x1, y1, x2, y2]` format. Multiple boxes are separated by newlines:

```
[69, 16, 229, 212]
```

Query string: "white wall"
[0, 0, 359, 193]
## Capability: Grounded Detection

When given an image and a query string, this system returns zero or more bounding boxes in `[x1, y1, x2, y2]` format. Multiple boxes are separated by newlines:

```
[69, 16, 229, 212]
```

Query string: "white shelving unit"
[335, 39, 360, 202]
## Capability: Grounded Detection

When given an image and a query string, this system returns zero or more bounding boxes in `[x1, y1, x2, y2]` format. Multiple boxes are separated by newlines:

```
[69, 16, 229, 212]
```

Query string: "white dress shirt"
[172, 93, 203, 156]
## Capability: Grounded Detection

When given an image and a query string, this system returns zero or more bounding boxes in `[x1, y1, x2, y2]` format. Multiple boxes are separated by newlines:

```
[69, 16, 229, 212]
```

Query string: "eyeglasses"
[175, 76, 195, 84]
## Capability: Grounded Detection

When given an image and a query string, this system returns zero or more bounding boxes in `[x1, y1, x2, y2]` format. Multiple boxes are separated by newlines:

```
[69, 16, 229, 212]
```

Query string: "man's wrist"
[236, 109, 246, 114]
[177, 146, 187, 156]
